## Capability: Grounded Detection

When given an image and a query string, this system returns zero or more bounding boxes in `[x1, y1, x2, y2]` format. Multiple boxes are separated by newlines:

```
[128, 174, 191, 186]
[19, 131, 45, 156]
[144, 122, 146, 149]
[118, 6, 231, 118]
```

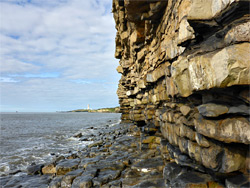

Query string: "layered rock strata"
[113, 0, 250, 185]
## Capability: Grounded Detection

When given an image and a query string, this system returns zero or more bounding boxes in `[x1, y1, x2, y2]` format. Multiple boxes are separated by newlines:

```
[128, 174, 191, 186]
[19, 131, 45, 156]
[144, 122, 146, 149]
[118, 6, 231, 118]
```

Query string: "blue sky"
[0, 0, 120, 112]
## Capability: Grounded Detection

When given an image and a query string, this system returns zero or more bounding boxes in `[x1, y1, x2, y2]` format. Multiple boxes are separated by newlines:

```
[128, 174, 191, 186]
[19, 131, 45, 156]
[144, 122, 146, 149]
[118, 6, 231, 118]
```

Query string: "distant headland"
[68, 107, 120, 113]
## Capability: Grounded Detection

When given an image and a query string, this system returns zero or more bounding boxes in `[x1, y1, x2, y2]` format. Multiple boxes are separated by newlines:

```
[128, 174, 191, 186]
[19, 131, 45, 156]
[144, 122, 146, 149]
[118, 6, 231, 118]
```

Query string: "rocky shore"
[2, 0, 249, 187]
[1, 121, 248, 187]
[1, 123, 164, 188]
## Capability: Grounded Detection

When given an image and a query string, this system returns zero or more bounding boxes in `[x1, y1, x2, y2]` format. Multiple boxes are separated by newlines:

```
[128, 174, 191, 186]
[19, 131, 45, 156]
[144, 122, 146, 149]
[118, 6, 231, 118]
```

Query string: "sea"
[0, 112, 121, 176]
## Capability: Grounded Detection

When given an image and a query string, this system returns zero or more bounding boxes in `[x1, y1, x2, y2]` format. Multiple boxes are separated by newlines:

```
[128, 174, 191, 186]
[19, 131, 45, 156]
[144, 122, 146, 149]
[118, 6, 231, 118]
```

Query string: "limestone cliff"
[113, 0, 250, 186]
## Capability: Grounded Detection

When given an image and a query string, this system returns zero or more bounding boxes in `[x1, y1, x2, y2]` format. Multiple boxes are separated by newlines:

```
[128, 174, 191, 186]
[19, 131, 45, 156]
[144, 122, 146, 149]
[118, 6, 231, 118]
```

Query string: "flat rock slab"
[131, 178, 166, 188]
[61, 169, 84, 187]
[79, 156, 104, 169]
[92, 169, 121, 186]
[48, 176, 62, 188]
[71, 174, 93, 188]
[132, 157, 164, 172]
[56, 158, 80, 175]
[122, 172, 163, 187]
[4, 174, 51, 188]
[0, 176, 12, 186]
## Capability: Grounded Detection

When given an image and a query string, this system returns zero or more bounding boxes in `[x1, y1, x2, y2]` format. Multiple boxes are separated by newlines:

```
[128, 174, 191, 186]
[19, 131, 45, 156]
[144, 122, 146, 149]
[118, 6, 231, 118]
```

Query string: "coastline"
[0, 120, 229, 188]
[1, 121, 167, 187]
[68, 107, 120, 113]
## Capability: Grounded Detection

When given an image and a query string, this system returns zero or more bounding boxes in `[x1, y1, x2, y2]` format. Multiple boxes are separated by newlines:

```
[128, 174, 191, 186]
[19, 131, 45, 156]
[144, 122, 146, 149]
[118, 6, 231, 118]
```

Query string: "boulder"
[42, 163, 56, 175]
[27, 164, 44, 175]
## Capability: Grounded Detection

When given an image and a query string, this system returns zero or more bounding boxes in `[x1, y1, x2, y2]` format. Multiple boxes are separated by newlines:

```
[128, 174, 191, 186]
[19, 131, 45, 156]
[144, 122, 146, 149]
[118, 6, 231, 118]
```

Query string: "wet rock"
[122, 168, 141, 179]
[104, 179, 122, 187]
[92, 169, 121, 186]
[27, 164, 44, 175]
[122, 170, 163, 187]
[86, 160, 125, 172]
[67, 153, 79, 159]
[0, 175, 12, 186]
[21, 175, 51, 188]
[73, 133, 82, 138]
[61, 169, 83, 188]
[79, 156, 103, 169]
[54, 155, 65, 163]
[162, 141, 206, 172]
[3, 174, 26, 187]
[49, 177, 62, 188]
[80, 136, 89, 141]
[131, 157, 164, 172]
[88, 140, 103, 148]
[71, 174, 93, 188]
[4, 174, 51, 188]
[56, 158, 80, 175]
[166, 170, 214, 188]
[131, 178, 166, 188]
[163, 162, 187, 182]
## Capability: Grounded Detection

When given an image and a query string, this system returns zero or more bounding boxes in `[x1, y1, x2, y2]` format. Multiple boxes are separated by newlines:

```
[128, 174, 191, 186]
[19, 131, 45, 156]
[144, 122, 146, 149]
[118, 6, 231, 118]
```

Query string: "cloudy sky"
[0, 0, 121, 112]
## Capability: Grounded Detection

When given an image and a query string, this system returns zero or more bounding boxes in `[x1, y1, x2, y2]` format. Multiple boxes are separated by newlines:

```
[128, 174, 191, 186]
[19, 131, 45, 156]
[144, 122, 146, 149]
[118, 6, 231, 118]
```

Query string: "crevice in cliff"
[181, 1, 250, 58]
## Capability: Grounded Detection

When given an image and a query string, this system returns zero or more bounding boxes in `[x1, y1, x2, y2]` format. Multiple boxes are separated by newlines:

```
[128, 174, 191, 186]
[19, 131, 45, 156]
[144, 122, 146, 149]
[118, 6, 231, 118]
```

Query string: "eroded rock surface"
[113, 0, 250, 186]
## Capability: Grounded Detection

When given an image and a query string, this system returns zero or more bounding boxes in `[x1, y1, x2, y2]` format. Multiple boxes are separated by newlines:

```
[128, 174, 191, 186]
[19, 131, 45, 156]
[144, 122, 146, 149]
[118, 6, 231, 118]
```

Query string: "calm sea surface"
[0, 112, 121, 175]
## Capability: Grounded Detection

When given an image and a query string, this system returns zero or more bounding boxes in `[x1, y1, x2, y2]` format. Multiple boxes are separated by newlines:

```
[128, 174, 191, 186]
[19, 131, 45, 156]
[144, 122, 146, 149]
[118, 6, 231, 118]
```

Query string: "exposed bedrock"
[113, 0, 250, 186]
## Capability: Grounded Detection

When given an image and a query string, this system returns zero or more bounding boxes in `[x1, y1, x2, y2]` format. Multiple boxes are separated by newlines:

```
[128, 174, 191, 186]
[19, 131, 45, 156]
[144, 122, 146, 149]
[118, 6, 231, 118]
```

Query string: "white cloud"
[0, 57, 40, 73]
[0, 77, 19, 83]
[0, 0, 120, 112]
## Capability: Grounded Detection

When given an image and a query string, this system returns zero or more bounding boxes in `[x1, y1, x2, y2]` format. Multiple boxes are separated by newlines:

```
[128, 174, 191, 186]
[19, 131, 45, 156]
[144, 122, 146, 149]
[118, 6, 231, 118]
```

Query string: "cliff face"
[113, 0, 250, 184]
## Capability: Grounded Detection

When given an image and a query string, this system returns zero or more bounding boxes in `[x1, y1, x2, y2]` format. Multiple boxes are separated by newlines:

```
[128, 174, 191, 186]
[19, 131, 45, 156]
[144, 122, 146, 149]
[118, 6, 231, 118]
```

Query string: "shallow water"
[0, 112, 121, 175]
